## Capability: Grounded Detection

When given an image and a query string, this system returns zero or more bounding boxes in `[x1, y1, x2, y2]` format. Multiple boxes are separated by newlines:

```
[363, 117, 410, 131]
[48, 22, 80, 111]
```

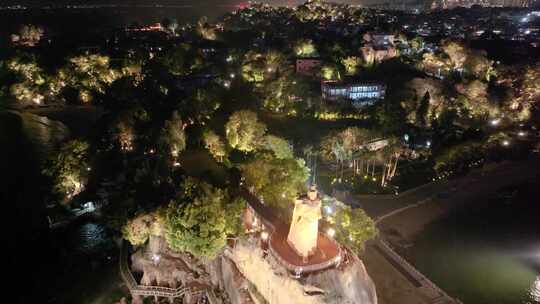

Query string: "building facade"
[321, 81, 386, 107]
[296, 58, 322, 76]
[361, 32, 398, 64]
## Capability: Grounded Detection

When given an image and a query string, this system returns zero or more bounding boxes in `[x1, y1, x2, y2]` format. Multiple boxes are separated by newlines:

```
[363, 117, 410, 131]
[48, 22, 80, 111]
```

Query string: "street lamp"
[327, 228, 336, 238]
[490, 119, 500, 126]
[151, 254, 160, 265]
[502, 140, 510, 147]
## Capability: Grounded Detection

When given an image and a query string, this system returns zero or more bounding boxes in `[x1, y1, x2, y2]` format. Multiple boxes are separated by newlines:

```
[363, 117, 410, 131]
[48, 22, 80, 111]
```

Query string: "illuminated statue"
[287, 185, 321, 261]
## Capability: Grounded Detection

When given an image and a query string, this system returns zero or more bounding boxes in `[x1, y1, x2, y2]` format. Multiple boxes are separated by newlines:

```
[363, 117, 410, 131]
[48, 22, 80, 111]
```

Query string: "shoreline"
[359, 157, 540, 304]
[377, 157, 540, 242]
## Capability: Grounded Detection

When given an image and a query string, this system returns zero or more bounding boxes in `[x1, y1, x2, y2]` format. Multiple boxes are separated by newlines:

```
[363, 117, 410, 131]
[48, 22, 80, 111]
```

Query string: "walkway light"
[490, 119, 500, 126]
[518, 131, 526, 137]
[327, 228, 336, 238]
[502, 140, 510, 146]
[261, 231, 269, 241]
[324, 205, 333, 215]
[152, 254, 160, 265]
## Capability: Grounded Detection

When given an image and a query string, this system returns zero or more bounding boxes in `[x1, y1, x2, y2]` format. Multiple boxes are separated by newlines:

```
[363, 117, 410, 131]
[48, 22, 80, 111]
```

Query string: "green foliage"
[327, 205, 378, 250]
[158, 43, 202, 76]
[197, 16, 217, 40]
[11, 24, 44, 47]
[320, 127, 381, 163]
[240, 157, 309, 219]
[159, 111, 186, 157]
[6, 55, 46, 104]
[122, 212, 160, 246]
[434, 141, 484, 174]
[262, 135, 293, 159]
[262, 73, 316, 115]
[294, 39, 318, 57]
[441, 40, 467, 69]
[62, 54, 121, 103]
[42, 139, 90, 200]
[341, 56, 361, 75]
[320, 64, 340, 81]
[225, 110, 267, 152]
[242, 60, 266, 83]
[203, 130, 227, 162]
[456, 80, 494, 118]
[163, 178, 245, 258]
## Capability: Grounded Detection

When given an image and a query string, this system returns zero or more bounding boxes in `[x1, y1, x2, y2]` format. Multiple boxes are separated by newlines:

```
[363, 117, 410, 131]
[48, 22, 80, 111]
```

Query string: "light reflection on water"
[17, 112, 70, 157]
[528, 277, 540, 304]
[75, 222, 110, 254]
[409, 197, 540, 304]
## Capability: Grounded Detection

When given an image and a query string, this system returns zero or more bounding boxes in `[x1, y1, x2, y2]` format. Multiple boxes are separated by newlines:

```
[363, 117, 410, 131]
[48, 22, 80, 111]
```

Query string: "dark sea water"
[408, 185, 540, 304]
[1, 111, 119, 303]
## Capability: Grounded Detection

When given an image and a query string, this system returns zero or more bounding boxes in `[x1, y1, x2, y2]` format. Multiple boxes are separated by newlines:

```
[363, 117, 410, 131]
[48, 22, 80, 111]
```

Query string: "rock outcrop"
[131, 236, 377, 304]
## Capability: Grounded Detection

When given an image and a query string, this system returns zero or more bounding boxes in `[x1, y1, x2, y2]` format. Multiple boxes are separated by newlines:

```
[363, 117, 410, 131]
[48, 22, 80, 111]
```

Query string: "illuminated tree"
[519, 65, 540, 107]
[465, 50, 494, 81]
[159, 111, 186, 158]
[442, 40, 467, 70]
[158, 44, 201, 76]
[242, 59, 266, 83]
[63, 54, 121, 103]
[225, 110, 267, 152]
[294, 39, 318, 57]
[197, 16, 217, 40]
[11, 24, 44, 47]
[341, 56, 361, 75]
[42, 139, 90, 200]
[456, 80, 494, 118]
[262, 72, 314, 114]
[164, 178, 245, 258]
[410, 36, 424, 51]
[6, 56, 47, 104]
[203, 130, 227, 162]
[404, 77, 445, 125]
[320, 64, 340, 81]
[122, 212, 163, 246]
[434, 141, 484, 174]
[262, 135, 293, 159]
[327, 205, 377, 251]
[320, 127, 380, 163]
[240, 157, 309, 219]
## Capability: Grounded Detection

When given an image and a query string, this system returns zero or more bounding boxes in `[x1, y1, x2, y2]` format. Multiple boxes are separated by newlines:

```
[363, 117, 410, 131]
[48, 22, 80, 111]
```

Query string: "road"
[354, 157, 540, 237]
[359, 157, 540, 304]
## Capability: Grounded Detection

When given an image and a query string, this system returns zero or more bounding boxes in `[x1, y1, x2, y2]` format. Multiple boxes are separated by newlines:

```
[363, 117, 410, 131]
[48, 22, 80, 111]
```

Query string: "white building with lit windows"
[321, 81, 386, 107]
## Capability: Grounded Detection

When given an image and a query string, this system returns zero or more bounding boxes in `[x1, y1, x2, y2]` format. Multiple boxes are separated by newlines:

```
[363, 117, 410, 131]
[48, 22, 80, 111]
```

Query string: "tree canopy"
[225, 110, 267, 152]
[163, 178, 245, 258]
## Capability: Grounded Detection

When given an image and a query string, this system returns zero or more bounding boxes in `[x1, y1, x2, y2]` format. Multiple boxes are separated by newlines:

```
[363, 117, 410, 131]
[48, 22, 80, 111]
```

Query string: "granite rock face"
[131, 236, 377, 304]
[224, 239, 377, 304]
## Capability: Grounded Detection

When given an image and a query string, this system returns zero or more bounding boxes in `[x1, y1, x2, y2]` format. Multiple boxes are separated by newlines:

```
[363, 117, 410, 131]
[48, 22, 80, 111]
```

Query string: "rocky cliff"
[131, 236, 377, 304]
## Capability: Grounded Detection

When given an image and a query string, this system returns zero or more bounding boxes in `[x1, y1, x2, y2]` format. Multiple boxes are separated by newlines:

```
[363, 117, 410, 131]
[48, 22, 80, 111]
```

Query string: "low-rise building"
[361, 32, 398, 64]
[295, 58, 322, 75]
[321, 81, 386, 107]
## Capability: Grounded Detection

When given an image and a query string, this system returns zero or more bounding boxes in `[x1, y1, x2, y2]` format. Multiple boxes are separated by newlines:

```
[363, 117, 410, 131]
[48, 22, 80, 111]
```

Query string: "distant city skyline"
[0, 0, 538, 9]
